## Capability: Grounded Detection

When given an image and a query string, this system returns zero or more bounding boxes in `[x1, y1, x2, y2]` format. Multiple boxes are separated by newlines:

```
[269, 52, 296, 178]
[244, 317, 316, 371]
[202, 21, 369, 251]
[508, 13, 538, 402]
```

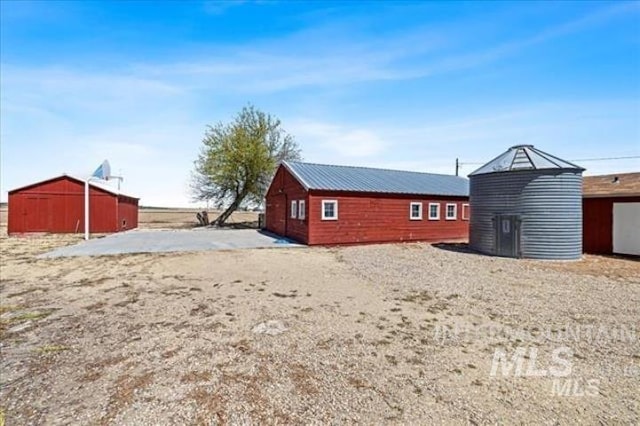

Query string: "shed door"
[613, 203, 640, 256]
[495, 215, 520, 258]
[266, 193, 287, 236]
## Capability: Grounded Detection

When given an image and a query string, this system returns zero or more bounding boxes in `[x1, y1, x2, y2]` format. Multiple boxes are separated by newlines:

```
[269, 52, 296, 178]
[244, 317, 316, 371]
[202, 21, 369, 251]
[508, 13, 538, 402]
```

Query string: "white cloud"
[288, 120, 387, 160]
[286, 100, 639, 178]
[0, 65, 205, 207]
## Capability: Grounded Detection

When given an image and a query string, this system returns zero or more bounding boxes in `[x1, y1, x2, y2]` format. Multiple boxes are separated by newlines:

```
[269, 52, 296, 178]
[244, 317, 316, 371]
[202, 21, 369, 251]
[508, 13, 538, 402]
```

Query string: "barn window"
[298, 200, 306, 220]
[428, 203, 440, 220]
[322, 200, 338, 220]
[410, 202, 422, 220]
[462, 203, 470, 220]
[446, 203, 457, 220]
[291, 200, 297, 219]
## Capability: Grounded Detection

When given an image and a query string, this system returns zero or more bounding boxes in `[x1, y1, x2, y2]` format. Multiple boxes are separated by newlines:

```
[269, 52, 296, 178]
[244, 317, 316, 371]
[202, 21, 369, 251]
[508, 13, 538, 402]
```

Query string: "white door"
[613, 202, 640, 256]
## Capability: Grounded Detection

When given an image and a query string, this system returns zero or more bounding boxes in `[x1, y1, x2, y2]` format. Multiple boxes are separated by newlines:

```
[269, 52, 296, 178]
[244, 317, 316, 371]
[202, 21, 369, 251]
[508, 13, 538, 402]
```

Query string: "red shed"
[582, 172, 640, 256]
[8, 174, 139, 235]
[265, 161, 470, 245]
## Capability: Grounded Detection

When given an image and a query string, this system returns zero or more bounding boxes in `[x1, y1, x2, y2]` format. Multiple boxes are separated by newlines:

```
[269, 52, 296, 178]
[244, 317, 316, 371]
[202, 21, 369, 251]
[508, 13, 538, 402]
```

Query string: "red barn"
[8, 174, 139, 235]
[265, 161, 470, 245]
[583, 172, 640, 256]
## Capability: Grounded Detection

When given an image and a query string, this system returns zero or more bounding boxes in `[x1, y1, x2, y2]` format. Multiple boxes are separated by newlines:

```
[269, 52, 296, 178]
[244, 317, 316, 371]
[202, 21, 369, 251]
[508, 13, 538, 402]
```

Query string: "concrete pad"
[40, 229, 303, 258]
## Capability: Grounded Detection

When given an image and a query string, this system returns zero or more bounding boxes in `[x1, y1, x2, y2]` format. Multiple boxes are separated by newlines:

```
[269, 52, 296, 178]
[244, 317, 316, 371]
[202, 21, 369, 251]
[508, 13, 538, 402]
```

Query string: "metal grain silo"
[468, 145, 584, 260]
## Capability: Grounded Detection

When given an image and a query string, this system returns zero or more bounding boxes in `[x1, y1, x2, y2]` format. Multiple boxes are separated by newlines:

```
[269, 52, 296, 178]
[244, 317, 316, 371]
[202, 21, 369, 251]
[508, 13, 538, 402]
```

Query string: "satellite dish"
[92, 160, 111, 180]
[85, 160, 125, 240]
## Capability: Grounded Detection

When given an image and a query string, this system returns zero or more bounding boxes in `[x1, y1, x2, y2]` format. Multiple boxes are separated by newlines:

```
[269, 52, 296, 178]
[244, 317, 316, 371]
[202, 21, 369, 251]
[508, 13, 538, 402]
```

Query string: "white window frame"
[446, 203, 457, 220]
[462, 203, 470, 221]
[321, 200, 338, 221]
[291, 200, 297, 219]
[428, 203, 440, 220]
[298, 200, 306, 220]
[409, 202, 423, 220]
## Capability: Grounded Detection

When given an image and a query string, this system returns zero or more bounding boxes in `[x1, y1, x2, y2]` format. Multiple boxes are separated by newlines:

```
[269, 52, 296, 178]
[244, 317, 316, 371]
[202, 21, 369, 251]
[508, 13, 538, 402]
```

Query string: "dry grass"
[35, 345, 71, 354]
[138, 208, 258, 229]
[0, 206, 258, 233]
[186, 387, 227, 425]
[541, 253, 640, 280]
[102, 372, 155, 425]
[81, 355, 129, 383]
[288, 363, 319, 396]
[181, 370, 213, 384]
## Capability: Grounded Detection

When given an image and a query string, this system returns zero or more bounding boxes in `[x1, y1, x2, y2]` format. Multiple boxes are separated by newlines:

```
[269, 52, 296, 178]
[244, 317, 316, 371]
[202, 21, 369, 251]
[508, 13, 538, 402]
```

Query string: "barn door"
[495, 215, 520, 258]
[24, 197, 52, 232]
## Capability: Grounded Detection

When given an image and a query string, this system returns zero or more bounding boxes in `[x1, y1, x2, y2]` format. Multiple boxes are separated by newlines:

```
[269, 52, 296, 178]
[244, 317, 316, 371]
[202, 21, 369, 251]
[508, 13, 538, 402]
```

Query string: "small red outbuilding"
[8, 174, 139, 235]
[583, 172, 640, 256]
[265, 161, 470, 245]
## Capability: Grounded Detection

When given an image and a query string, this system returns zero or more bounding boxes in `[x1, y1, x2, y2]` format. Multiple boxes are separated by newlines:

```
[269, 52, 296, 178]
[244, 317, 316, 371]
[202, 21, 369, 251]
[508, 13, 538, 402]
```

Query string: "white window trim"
[428, 202, 440, 220]
[321, 200, 338, 221]
[291, 200, 297, 219]
[446, 203, 457, 220]
[462, 203, 470, 221]
[409, 202, 423, 220]
[298, 200, 306, 220]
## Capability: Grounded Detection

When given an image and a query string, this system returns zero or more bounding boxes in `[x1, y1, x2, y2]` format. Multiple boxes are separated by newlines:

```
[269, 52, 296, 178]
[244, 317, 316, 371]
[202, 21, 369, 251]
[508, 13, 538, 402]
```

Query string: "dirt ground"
[138, 208, 259, 229]
[0, 216, 638, 424]
[0, 206, 258, 231]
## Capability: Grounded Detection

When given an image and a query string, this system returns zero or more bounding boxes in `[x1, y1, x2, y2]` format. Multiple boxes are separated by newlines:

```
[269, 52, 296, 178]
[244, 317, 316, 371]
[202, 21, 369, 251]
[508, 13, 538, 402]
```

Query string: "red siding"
[265, 166, 308, 243]
[264, 165, 469, 245]
[583, 196, 640, 254]
[118, 195, 139, 231]
[308, 191, 469, 245]
[8, 176, 139, 234]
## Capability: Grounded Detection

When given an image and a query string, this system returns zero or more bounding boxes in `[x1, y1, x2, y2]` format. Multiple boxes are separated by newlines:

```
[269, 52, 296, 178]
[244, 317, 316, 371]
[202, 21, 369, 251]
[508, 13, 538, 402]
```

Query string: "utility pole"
[455, 158, 459, 176]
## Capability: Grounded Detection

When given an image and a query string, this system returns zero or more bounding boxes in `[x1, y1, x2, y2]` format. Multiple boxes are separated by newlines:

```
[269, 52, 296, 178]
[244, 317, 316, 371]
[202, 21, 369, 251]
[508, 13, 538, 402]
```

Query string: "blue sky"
[1, 1, 639, 207]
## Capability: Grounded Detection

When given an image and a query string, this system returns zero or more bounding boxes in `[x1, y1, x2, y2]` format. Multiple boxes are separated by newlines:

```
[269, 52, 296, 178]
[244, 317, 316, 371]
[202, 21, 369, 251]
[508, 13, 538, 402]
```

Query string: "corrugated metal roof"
[469, 145, 584, 176]
[9, 174, 139, 199]
[282, 161, 469, 196]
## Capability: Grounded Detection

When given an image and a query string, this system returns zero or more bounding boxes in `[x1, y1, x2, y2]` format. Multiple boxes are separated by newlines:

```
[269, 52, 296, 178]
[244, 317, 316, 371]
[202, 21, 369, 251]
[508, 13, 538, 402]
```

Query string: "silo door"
[495, 215, 520, 258]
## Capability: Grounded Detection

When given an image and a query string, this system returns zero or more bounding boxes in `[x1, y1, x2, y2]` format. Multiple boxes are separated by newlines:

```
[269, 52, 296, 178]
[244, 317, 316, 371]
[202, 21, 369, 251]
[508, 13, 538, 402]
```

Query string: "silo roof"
[468, 145, 584, 176]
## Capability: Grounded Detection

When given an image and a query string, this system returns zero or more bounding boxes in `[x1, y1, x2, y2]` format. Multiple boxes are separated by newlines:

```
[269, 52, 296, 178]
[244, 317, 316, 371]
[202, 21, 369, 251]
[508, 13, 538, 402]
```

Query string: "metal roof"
[282, 161, 469, 197]
[9, 174, 139, 199]
[583, 172, 640, 198]
[468, 145, 584, 176]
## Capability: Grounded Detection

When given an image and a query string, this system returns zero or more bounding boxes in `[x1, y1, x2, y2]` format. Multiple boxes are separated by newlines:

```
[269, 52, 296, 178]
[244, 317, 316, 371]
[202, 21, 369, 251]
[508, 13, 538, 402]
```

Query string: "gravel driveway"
[1, 235, 638, 424]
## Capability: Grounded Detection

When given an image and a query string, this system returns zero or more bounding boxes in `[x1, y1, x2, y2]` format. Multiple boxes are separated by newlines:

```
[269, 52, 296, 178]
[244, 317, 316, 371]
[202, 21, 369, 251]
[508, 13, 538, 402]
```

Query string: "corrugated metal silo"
[468, 145, 584, 260]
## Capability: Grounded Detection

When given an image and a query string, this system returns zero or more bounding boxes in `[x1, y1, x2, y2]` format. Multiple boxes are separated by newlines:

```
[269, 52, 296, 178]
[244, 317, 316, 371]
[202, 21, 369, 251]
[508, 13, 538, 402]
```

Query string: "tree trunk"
[214, 194, 245, 226]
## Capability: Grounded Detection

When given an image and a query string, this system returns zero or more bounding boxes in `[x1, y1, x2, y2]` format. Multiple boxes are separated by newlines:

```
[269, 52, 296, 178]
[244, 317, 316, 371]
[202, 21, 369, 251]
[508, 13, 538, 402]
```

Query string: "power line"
[570, 155, 640, 162]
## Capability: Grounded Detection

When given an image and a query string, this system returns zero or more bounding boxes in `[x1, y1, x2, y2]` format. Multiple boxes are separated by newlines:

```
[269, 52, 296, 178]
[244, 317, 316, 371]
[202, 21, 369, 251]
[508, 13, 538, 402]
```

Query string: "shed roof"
[583, 172, 640, 198]
[469, 145, 584, 176]
[9, 174, 139, 199]
[282, 161, 469, 197]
